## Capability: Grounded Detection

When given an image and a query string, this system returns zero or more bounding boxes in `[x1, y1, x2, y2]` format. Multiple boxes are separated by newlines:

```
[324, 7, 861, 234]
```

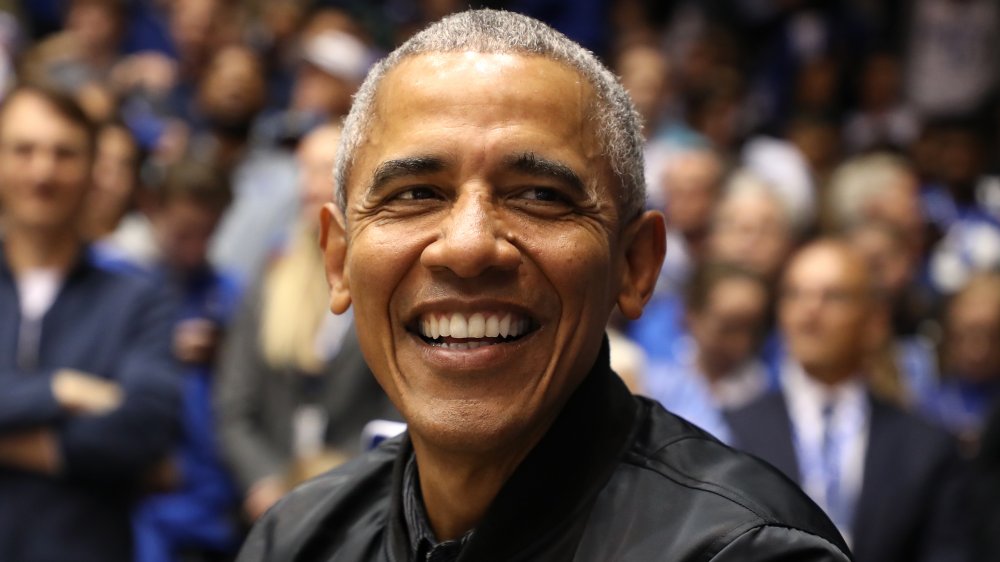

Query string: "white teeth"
[486, 315, 500, 338]
[499, 314, 511, 337]
[420, 312, 531, 343]
[450, 313, 468, 338]
[468, 313, 486, 338]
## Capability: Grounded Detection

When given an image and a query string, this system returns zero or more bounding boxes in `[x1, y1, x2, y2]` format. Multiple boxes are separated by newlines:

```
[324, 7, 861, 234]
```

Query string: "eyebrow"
[502, 152, 585, 194]
[367, 155, 447, 196]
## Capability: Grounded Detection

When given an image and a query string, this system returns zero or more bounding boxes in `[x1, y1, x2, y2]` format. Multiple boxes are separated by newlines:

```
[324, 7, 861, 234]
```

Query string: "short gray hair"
[333, 9, 646, 220]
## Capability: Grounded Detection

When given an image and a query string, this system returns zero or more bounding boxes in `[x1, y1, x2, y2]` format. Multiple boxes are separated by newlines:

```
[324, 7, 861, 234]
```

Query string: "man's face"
[661, 150, 720, 241]
[152, 198, 222, 273]
[0, 92, 92, 232]
[324, 52, 662, 453]
[688, 277, 768, 377]
[779, 244, 872, 384]
[945, 285, 1000, 384]
[709, 193, 791, 280]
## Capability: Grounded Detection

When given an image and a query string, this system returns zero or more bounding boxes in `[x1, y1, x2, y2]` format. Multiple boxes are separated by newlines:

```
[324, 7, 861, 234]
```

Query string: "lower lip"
[407, 329, 539, 373]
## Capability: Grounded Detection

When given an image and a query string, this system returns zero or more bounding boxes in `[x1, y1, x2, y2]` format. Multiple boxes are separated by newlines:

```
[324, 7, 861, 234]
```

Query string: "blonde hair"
[259, 223, 329, 374]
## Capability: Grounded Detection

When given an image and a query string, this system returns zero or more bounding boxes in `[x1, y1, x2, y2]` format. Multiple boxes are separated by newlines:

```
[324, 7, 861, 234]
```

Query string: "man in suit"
[728, 239, 970, 562]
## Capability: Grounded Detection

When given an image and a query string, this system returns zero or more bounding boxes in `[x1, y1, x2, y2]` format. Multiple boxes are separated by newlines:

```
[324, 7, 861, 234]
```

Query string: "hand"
[51, 370, 123, 415]
[173, 318, 220, 365]
[244, 476, 288, 521]
[109, 52, 178, 95]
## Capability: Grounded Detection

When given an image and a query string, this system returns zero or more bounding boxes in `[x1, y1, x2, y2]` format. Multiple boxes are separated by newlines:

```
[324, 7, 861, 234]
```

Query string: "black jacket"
[238, 341, 852, 561]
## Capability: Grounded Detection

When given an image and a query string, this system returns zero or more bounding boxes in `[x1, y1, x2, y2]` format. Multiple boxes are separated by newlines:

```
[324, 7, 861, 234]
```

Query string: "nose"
[28, 149, 57, 186]
[420, 188, 521, 278]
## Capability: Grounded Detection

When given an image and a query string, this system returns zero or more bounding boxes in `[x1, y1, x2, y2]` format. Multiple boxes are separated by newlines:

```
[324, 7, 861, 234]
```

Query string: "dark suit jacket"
[727, 391, 970, 562]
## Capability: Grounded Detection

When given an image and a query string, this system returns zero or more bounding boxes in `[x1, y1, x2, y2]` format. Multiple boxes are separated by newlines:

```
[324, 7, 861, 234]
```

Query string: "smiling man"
[238, 10, 851, 562]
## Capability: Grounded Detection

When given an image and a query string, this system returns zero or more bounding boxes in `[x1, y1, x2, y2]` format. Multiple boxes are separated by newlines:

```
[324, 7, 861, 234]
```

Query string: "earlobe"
[616, 211, 666, 320]
[320, 203, 352, 314]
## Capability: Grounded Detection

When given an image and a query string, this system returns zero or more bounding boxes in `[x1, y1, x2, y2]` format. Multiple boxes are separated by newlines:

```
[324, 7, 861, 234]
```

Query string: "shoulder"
[870, 397, 959, 464]
[240, 438, 400, 561]
[583, 397, 849, 560]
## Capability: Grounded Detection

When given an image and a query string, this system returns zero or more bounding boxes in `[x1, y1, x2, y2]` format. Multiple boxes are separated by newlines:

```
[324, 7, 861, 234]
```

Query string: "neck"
[409, 423, 551, 541]
[3, 226, 81, 275]
[696, 352, 727, 383]
[803, 364, 858, 388]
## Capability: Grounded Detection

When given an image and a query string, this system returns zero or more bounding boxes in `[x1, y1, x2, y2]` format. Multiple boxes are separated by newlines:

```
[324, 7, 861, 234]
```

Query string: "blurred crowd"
[0, 0, 999, 561]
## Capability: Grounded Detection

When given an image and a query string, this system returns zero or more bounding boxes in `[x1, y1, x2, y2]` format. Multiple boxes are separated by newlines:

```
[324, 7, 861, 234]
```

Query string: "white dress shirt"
[781, 361, 869, 546]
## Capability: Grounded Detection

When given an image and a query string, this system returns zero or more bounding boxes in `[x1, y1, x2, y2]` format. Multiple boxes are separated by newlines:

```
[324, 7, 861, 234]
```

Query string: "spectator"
[204, 45, 298, 281]
[656, 146, 724, 294]
[825, 152, 926, 270]
[0, 84, 179, 561]
[728, 240, 970, 561]
[843, 220, 938, 409]
[707, 171, 797, 283]
[82, 119, 142, 245]
[842, 52, 919, 154]
[645, 262, 772, 443]
[923, 273, 1000, 450]
[629, 170, 795, 364]
[215, 123, 398, 523]
[132, 159, 242, 562]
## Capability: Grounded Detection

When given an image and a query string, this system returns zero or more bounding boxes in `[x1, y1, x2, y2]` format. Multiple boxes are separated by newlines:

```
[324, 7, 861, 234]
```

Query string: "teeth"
[468, 313, 485, 338]
[499, 314, 511, 337]
[486, 315, 500, 338]
[450, 313, 467, 338]
[419, 312, 531, 342]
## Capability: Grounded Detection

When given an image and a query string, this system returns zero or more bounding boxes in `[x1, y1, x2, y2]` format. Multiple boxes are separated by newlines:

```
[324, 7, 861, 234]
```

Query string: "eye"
[394, 186, 440, 201]
[517, 187, 567, 203]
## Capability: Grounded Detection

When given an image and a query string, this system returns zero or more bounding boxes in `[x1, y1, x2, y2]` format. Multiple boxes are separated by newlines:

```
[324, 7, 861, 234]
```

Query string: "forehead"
[347, 52, 602, 191]
[378, 51, 591, 122]
[0, 92, 90, 147]
[785, 245, 866, 288]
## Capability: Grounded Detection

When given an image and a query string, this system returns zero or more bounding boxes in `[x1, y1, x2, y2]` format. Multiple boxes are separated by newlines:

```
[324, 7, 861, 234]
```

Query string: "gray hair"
[333, 9, 646, 220]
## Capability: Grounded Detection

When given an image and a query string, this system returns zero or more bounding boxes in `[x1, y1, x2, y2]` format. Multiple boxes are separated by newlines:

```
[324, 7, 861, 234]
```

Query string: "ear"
[616, 210, 666, 320]
[319, 203, 352, 314]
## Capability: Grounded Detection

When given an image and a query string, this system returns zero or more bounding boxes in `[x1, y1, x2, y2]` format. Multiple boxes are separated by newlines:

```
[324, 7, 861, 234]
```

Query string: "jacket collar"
[0, 239, 95, 282]
[386, 336, 638, 561]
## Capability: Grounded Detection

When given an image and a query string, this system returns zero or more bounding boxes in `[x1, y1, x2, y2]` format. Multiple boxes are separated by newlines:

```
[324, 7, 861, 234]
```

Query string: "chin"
[405, 398, 540, 455]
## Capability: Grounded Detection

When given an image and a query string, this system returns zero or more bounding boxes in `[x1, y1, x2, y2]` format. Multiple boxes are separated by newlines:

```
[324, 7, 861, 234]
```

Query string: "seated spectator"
[922, 273, 1000, 450]
[0, 83, 179, 562]
[728, 240, 970, 561]
[131, 159, 243, 562]
[82, 120, 141, 245]
[706, 171, 798, 283]
[825, 152, 926, 280]
[842, 52, 919, 154]
[654, 146, 724, 296]
[644, 262, 772, 443]
[844, 220, 939, 409]
[629, 171, 796, 364]
[215, 123, 399, 523]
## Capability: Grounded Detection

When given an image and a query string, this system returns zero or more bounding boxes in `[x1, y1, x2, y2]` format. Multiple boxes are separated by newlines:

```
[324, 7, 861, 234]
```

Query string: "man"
[239, 10, 850, 561]
[728, 240, 970, 562]
[0, 84, 179, 561]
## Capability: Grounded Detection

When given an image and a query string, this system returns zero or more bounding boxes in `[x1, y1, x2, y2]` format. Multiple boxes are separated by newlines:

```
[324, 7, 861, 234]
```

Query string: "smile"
[414, 312, 537, 349]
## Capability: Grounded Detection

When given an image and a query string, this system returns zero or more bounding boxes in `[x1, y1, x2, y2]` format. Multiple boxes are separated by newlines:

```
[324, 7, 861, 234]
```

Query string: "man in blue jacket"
[0, 83, 180, 562]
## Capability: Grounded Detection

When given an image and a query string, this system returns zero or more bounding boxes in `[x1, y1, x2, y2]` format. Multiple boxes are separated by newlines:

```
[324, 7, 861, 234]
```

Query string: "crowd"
[0, 0, 998, 561]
